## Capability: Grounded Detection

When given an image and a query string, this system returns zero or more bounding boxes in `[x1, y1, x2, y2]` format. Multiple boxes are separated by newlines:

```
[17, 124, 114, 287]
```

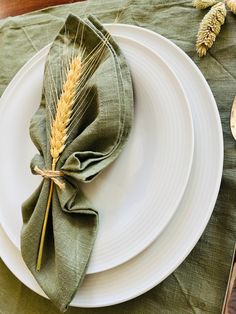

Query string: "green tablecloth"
[0, 0, 235, 313]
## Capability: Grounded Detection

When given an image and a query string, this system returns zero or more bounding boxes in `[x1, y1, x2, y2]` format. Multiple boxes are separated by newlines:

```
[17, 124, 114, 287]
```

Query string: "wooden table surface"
[0, 0, 83, 19]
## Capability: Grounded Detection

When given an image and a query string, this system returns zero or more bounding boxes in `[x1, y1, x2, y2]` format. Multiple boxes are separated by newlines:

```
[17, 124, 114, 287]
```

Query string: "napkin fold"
[21, 14, 133, 312]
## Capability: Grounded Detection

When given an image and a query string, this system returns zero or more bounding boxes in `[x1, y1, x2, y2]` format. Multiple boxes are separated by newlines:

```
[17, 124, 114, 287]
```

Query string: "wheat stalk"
[36, 51, 83, 271]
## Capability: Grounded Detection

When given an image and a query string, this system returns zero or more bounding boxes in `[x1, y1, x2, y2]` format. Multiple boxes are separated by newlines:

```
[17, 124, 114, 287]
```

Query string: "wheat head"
[50, 52, 82, 168]
[193, 0, 216, 10]
[196, 2, 226, 57]
[225, 0, 236, 14]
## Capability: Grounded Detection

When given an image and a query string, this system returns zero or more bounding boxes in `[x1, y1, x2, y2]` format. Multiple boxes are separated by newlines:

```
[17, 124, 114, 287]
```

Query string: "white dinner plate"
[0, 34, 193, 274]
[0, 24, 223, 308]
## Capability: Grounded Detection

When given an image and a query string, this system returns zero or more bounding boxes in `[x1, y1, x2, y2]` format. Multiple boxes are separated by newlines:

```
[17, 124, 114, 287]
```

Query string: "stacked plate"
[0, 24, 223, 308]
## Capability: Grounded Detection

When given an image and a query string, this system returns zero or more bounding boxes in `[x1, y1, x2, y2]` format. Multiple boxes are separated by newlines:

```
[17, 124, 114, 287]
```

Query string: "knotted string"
[34, 166, 65, 190]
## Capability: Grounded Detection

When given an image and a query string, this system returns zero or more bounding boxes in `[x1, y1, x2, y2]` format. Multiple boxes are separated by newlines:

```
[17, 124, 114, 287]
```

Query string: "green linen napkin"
[0, 1, 236, 314]
[21, 14, 133, 312]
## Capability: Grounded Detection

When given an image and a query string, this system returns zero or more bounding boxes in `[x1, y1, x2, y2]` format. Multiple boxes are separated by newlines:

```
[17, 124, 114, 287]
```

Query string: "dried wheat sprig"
[36, 50, 83, 271]
[225, 0, 236, 14]
[193, 0, 217, 9]
[196, 2, 226, 57]
[36, 29, 110, 271]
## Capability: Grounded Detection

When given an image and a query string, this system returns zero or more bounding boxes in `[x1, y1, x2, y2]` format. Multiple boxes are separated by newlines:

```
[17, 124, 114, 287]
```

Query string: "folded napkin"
[21, 14, 133, 312]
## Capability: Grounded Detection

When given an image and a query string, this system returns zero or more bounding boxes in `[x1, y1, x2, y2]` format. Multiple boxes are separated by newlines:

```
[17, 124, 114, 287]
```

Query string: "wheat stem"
[36, 179, 54, 271]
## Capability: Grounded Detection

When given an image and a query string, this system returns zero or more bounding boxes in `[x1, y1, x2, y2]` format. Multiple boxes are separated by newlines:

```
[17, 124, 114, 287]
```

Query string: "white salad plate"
[0, 32, 194, 273]
[0, 24, 223, 308]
